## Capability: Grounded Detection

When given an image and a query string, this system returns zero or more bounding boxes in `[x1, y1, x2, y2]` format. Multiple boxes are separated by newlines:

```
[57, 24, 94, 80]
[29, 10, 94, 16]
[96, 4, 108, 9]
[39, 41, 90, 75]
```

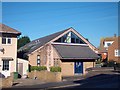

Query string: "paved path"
[13, 78, 45, 86]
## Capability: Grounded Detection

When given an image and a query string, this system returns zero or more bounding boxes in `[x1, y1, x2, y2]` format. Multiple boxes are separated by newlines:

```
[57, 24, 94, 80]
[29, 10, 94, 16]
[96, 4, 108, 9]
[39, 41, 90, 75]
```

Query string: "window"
[104, 41, 114, 48]
[115, 49, 120, 57]
[7, 38, 11, 44]
[2, 37, 12, 44]
[54, 31, 86, 44]
[107, 43, 111, 46]
[37, 55, 40, 66]
[54, 59, 59, 66]
[76, 38, 80, 43]
[2, 60, 9, 70]
[2, 37, 6, 44]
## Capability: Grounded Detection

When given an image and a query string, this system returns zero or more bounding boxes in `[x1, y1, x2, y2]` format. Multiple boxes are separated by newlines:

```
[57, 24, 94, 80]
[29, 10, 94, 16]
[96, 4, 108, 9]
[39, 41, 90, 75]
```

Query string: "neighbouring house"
[99, 35, 116, 62]
[0, 24, 21, 77]
[19, 27, 99, 76]
[108, 36, 120, 63]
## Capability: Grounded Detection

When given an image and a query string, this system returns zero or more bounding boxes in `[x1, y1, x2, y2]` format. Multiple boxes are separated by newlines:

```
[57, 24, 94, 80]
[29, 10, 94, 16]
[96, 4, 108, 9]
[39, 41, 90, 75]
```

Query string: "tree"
[17, 36, 30, 49]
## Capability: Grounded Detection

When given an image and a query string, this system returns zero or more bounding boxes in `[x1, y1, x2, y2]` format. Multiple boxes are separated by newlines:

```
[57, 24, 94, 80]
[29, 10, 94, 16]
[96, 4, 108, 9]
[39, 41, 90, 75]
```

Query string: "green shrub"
[95, 59, 102, 64]
[102, 61, 120, 67]
[30, 66, 47, 71]
[50, 66, 61, 72]
[116, 63, 120, 68]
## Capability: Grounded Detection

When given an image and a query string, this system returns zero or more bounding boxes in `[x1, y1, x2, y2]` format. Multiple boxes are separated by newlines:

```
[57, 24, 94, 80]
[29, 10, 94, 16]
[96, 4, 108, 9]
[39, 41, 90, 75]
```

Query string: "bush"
[116, 63, 120, 68]
[30, 66, 47, 71]
[107, 61, 115, 67]
[102, 61, 120, 67]
[95, 59, 102, 64]
[50, 66, 61, 72]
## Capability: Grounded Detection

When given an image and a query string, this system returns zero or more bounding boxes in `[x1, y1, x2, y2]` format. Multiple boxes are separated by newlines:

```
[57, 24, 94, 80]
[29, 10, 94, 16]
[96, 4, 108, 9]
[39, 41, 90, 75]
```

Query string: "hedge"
[102, 61, 120, 67]
[50, 66, 61, 72]
[30, 66, 47, 71]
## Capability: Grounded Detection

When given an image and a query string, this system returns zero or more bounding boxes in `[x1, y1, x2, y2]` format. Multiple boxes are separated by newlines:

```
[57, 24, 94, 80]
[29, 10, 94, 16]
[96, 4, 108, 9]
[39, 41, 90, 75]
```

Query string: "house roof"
[19, 28, 69, 54]
[108, 36, 120, 49]
[53, 44, 99, 59]
[99, 36, 116, 53]
[19, 27, 97, 55]
[101, 37, 116, 41]
[0, 23, 21, 35]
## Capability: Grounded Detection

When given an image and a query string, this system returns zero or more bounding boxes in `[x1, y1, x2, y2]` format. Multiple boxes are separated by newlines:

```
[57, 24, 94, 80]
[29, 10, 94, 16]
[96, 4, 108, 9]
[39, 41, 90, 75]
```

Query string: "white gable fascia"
[50, 28, 97, 52]
[51, 42, 88, 46]
[70, 28, 97, 52]
[50, 28, 71, 43]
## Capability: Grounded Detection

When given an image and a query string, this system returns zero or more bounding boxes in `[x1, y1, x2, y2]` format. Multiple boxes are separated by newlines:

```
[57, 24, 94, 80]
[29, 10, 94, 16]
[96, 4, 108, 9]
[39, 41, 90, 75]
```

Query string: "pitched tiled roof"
[53, 44, 99, 59]
[108, 36, 120, 49]
[19, 28, 70, 54]
[20, 27, 98, 55]
[101, 37, 116, 41]
[0, 23, 21, 35]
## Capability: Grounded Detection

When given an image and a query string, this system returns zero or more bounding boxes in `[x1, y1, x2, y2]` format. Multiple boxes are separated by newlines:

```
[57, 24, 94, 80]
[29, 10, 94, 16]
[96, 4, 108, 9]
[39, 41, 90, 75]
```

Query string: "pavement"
[13, 78, 45, 86]
[3, 67, 120, 89]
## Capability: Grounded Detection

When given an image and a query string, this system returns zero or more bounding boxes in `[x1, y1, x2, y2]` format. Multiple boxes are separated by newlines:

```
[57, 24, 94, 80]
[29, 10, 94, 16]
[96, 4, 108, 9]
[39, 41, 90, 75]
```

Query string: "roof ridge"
[32, 27, 71, 42]
[18, 27, 71, 52]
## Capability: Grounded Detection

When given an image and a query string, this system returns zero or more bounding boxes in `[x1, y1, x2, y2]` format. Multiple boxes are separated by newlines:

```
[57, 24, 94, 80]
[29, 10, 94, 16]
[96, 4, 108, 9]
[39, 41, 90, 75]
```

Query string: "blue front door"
[74, 62, 83, 74]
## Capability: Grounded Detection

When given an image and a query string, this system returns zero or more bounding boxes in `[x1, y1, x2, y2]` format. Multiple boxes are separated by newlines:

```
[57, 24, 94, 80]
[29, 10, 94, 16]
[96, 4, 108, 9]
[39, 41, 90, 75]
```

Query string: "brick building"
[108, 36, 120, 63]
[19, 27, 99, 76]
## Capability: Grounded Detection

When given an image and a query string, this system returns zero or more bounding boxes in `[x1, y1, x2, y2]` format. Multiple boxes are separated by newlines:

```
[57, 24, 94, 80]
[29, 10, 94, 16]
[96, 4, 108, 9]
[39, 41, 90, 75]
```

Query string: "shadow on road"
[2, 73, 120, 90]
[73, 74, 120, 88]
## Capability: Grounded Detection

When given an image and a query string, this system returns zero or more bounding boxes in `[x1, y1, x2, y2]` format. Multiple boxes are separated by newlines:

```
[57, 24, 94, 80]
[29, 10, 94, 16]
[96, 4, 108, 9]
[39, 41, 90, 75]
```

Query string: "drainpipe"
[16, 58, 18, 72]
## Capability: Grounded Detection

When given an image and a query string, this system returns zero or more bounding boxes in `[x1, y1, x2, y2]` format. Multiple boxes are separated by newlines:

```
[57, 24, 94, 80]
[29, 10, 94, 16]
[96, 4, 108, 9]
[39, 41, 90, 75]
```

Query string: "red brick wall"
[108, 37, 120, 63]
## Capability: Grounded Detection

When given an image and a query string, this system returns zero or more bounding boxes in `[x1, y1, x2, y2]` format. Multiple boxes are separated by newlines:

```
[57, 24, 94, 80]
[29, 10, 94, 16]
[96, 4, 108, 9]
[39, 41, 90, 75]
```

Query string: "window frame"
[2, 60, 9, 71]
[37, 55, 40, 66]
[2, 37, 12, 45]
[115, 49, 120, 57]
[54, 32, 86, 44]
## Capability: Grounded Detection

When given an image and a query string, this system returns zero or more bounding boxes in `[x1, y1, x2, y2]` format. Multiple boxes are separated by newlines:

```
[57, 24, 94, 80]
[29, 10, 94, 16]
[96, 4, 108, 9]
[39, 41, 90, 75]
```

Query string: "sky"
[1, 2, 118, 47]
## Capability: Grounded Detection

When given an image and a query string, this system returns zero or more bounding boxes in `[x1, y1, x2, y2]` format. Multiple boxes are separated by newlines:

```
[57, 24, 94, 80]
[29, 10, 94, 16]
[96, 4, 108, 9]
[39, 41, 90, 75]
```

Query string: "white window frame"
[104, 41, 114, 48]
[115, 49, 120, 57]
[2, 37, 12, 45]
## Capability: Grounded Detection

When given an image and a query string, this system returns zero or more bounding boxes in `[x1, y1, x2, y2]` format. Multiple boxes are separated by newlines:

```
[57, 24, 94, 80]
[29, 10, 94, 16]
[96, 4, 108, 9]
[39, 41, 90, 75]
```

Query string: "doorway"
[74, 62, 83, 74]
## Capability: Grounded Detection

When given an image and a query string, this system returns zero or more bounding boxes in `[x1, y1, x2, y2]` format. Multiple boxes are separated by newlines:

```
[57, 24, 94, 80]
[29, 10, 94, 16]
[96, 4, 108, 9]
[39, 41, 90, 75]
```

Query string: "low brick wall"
[28, 70, 61, 82]
[0, 76, 13, 88]
[0, 73, 14, 88]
